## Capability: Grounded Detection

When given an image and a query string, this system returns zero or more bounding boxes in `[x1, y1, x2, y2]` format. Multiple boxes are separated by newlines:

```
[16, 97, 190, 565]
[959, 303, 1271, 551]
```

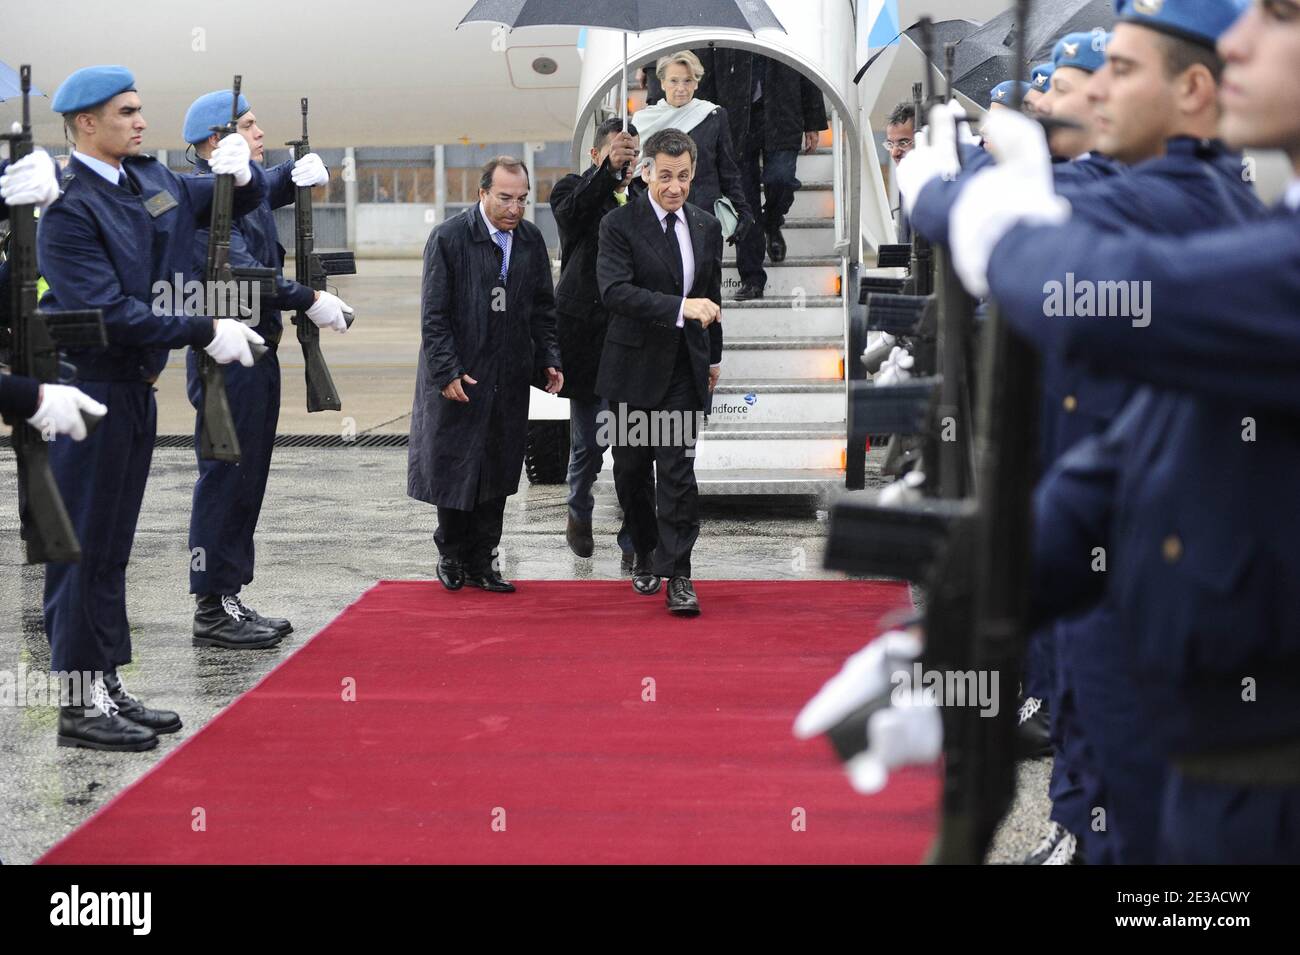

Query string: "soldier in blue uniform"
[910, 0, 1263, 863]
[949, 0, 1298, 863]
[903, 32, 1122, 249]
[180, 89, 352, 650]
[36, 65, 268, 752]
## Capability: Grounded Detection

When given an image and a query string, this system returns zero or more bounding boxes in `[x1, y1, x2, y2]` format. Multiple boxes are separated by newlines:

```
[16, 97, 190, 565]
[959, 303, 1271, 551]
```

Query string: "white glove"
[981, 105, 1053, 169]
[305, 290, 352, 333]
[895, 102, 981, 219]
[795, 630, 924, 738]
[26, 384, 107, 442]
[877, 470, 926, 508]
[1, 148, 60, 209]
[846, 696, 943, 795]
[949, 109, 1070, 298]
[793, 630, 941, 796]
[209, 133, 252, 186]
[291, 152, 329, 188]
[204, 318, 265, 366]
[873, 345, 915, 386]
[954, 108, 981, 148]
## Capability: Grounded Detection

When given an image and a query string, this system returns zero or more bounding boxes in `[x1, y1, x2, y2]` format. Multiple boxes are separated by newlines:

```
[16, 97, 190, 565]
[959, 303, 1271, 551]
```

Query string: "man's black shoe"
[436, 557, 466, 591]
[767, 229, 787, 263]
[193, 594, 284, 649]
[666, 577, 700, 615]
[57, 680, 158, 752]
[632, 553, 661, 595]
[1016, 695, 1053, 760]
[465, 568, 516, 592]
[232, 595, 292, 637]
[104, 672, 182, 734]
[733, 282, 764, 301]
[566, 514, 595, 558]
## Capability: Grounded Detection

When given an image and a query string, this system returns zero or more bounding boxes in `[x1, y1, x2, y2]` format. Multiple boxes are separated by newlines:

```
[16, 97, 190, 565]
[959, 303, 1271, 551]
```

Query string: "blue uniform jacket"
[909, 143, 1125, 246]
[998, 201, 1300, 754]
[1038, 139, 1256, 466]
[191, 156, 314, 340]
[35, 154, 266, 381]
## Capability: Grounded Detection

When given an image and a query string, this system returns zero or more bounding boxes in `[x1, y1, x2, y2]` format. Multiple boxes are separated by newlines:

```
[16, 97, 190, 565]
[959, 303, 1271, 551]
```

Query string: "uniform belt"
[1174, 737, 1300, 786]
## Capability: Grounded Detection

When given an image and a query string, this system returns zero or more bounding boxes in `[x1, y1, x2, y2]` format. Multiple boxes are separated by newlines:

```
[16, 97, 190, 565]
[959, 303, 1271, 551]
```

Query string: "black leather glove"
[726, 213, 756, 247]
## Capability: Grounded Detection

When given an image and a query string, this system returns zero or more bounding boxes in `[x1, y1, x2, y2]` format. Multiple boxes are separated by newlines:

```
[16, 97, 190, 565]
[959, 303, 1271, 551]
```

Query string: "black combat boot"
[193, 594, 283, 649]
[104, 672, 183, 734]
[58, 677, 158, 752]
[230, 595, 292, 637]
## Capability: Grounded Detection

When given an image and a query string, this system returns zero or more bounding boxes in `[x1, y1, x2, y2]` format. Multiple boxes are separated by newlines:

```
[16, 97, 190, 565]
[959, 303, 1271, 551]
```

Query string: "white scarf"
[631, 97, 717, 172]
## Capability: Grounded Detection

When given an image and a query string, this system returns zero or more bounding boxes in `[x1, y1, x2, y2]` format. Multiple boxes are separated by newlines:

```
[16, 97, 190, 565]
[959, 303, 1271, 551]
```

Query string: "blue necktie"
[493, 230, 510, 282]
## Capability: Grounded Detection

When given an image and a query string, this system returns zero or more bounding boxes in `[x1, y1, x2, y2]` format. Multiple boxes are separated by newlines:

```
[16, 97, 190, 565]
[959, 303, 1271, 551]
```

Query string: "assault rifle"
[286, 97, 356, 412]
[1, 65, 106, 563]
[824, 2, 1039, 862]
[197, 74, 269, 462]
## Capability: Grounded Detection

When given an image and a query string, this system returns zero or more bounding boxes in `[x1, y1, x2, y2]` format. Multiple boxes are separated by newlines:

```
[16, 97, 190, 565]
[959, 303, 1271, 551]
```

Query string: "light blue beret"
[1115, 0, 1251, 49]
[988, 81, 1033, 107]
[183, 89, 250, 145]
[51, 65, 135, 114]
[1053, 32, 1111, 73]
[1031, 62, 1056, 92]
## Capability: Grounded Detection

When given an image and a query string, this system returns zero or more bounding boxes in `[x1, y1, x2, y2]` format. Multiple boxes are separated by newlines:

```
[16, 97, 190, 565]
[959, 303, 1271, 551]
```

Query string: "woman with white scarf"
[633, 50, 753, 243]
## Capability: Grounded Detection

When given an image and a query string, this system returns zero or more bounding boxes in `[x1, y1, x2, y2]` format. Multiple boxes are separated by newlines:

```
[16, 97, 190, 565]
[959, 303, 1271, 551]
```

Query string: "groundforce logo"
[50, 885, 152, 935]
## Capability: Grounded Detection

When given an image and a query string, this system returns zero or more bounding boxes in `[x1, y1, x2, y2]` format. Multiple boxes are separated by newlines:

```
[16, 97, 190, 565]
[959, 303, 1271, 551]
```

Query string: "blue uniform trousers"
[184, 344, 281, 596]
[43, 380, 157, 673]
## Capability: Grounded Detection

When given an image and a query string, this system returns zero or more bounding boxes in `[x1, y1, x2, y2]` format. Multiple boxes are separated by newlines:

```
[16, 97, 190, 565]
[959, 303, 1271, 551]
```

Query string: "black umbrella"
[460, 0, 787, 127]
[855, 18, 982, 84]
[948, 0, 1116, 104]
[856, 1, 1116, 106]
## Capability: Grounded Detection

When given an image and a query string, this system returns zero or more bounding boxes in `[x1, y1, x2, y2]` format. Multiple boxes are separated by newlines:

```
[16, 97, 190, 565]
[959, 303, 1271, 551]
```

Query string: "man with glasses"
[884, 103, 917, 242]
[408, 156, 563, 593]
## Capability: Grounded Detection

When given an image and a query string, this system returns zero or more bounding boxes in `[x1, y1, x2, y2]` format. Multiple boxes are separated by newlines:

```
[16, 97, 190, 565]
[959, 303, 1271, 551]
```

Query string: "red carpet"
[42, 580, 938, 864]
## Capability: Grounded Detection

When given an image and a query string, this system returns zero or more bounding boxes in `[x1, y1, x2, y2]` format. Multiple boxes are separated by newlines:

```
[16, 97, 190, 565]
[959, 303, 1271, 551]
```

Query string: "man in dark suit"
[408, 156, 563, 593]
[695, 49, 828, 299]
[552, 117, 640, 562]
[596, 129, 723, 616]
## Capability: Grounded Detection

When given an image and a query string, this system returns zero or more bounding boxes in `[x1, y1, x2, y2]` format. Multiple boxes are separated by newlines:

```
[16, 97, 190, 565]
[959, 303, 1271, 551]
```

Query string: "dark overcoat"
[407, 205, 562, 510]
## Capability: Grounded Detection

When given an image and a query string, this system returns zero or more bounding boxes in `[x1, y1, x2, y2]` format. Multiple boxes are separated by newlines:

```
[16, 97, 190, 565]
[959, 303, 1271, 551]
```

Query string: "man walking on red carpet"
[407, 156, 563, 593]
[596, 129, 724, 616]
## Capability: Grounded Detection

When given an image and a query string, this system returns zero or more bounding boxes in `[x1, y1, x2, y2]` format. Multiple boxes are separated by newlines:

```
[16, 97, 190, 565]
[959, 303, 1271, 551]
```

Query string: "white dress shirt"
[647, 193, 694, 327]
[1286, 178, 1300, 212]
[645, 195, 720, 370]
[71, 150, 125, 186]
[479, 202, 512, 274]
